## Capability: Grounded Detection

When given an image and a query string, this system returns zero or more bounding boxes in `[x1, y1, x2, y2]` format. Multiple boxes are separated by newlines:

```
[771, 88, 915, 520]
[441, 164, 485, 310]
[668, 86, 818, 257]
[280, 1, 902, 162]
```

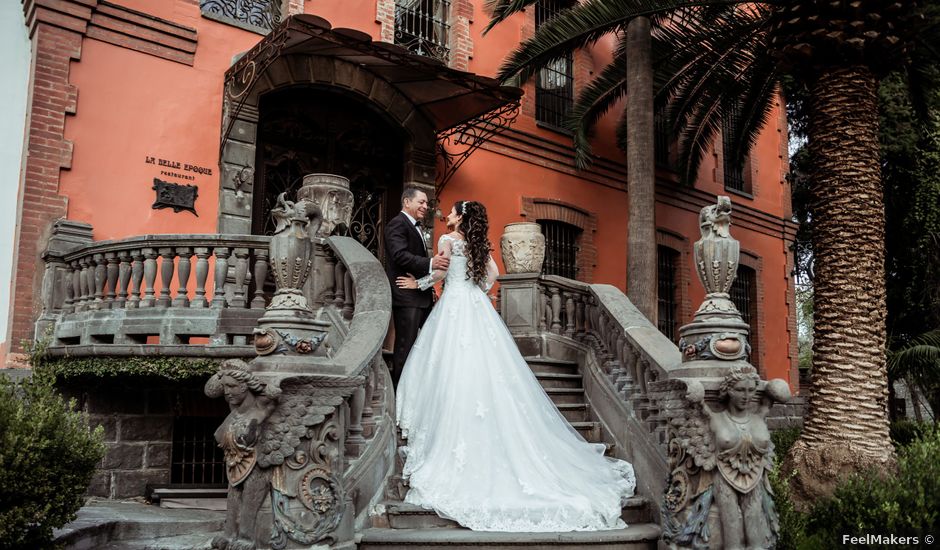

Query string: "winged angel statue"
[206, 359, 351, 550]
[662, 367, 791, 550]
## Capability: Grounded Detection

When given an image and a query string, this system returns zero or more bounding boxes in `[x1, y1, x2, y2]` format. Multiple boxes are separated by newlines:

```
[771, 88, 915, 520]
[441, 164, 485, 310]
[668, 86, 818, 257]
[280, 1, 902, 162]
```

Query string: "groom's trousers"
[392, 306, 431, 389]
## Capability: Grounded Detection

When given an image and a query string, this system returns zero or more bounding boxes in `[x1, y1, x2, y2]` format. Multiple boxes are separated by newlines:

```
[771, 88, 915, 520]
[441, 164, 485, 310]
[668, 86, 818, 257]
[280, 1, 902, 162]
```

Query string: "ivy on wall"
[36, 356, 230, 381]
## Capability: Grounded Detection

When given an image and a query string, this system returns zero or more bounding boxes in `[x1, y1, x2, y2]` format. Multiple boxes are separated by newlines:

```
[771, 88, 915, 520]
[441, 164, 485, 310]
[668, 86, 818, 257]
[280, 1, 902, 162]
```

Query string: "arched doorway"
[253, 87, 405, 261]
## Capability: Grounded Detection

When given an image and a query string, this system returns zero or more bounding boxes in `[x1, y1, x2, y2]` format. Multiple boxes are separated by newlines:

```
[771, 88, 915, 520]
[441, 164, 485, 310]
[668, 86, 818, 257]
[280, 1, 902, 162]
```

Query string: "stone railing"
[36, 221, 366, 357]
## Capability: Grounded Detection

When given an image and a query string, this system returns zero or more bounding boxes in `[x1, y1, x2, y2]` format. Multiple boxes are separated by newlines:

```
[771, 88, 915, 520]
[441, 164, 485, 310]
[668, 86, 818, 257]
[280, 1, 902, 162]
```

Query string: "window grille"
[655, 111, 671, 167]
[535, 0, 573, 128]
[657, 246, 680, 341]
[722, 106, 748, 192]
[538, 220, 581, 280]
[171, 416, 226, 486]
[395, 0, 451, 64]
[200, 0, 282, 31]
[730, 265, 759, 366]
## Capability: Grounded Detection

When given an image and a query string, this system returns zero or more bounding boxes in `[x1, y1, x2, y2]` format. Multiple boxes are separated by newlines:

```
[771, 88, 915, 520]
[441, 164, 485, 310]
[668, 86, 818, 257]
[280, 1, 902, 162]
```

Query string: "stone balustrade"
[37, 222, 364, 357]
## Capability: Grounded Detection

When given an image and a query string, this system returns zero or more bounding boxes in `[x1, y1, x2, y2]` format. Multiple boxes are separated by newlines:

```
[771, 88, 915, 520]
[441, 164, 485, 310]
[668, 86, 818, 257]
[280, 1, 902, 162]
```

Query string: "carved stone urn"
[500, 222, 546, 274]
[678, 196, 750, 363]
[259, 192, 330, 354]
[296, 173, 354, 238]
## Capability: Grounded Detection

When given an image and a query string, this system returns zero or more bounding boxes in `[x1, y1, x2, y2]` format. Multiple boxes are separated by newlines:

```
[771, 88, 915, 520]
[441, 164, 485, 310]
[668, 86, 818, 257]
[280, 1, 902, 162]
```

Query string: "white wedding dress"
[396, 234, 636, 532]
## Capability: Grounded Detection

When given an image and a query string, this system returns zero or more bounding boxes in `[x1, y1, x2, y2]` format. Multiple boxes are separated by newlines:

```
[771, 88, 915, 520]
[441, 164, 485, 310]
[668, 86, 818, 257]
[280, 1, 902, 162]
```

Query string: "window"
[538, 219, 581, 280]
[171, 416, 227, 486]
[535, 1, 574, 128]
[730, 264, 759, 366]
[395, 0, 451, 64]
[722, 105, 749, 193]
[200, 0, 282, 32]
[657, 246, 680, 341]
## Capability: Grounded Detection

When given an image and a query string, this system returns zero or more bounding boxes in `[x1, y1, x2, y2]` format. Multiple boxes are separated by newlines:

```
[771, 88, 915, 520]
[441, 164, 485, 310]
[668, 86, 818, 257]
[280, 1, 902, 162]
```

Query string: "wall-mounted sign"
[145, 156, 213, 181]
[152, 178, 198, 216]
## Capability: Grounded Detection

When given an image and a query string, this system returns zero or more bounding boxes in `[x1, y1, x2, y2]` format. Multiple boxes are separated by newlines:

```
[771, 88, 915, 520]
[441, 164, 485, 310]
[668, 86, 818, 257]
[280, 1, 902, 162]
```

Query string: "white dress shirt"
[402, 211, 433, 275]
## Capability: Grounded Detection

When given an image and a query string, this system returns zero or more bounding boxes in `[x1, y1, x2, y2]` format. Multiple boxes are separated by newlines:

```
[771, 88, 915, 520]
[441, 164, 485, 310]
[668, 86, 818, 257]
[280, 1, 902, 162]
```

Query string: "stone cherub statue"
[662, 367, 791, 550]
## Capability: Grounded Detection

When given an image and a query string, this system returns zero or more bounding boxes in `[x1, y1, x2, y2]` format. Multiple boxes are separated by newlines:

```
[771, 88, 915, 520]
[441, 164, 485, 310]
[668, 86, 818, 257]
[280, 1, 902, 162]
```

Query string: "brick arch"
[520, 197, 597, 282]
[217, 54, 438, 233]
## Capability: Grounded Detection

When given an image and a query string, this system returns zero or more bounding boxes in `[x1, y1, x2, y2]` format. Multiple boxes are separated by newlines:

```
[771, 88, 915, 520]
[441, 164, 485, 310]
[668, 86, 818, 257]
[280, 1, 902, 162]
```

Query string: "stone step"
[571, 421, 600, 440]
[379, 498, 652, 531]
[54, 500, 224, 550]
[359, 525, 661, 549]
[525, 356, 579, 375]
[555, 403, 590, 422]
[534, 372, 583, 389]
[545, 387, 586, 405]
[100, 532, 217, 550]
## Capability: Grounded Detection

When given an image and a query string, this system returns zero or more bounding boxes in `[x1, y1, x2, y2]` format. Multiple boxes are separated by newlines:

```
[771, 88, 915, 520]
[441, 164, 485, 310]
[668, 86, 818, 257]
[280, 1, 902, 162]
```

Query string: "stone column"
[36, 220, 94, 341]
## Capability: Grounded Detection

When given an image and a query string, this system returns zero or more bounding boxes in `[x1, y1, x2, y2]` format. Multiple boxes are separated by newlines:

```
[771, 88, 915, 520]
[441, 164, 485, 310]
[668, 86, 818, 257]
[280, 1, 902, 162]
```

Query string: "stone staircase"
[360, 356, 661, 549]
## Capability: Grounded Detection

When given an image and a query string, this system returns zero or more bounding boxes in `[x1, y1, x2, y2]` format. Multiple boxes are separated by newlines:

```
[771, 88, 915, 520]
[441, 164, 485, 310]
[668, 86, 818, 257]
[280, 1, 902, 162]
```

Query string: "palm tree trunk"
[783, 64, 896, 506]
[625, 16, 657, 322]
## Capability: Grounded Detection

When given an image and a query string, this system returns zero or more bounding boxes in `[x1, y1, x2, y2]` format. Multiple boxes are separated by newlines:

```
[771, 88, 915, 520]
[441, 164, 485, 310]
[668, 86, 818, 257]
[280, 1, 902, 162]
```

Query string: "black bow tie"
[414, 220, 423, 228]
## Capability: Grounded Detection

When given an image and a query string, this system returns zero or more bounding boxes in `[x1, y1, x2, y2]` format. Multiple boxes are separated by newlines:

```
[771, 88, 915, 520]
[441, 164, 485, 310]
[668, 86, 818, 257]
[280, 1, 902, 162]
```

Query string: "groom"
[385, 186, 449, 388]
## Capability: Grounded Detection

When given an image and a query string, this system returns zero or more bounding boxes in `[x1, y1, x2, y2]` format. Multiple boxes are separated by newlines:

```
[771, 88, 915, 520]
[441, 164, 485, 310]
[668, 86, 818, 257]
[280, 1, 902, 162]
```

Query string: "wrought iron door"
[254, 88, 404, 262]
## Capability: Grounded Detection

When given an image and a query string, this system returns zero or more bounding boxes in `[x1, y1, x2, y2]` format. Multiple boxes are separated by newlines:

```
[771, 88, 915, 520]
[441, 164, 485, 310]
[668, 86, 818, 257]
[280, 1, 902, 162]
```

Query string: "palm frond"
[483, 0, 539, 34]
[888, 329, 940, 383]
[566, 38, 629, 168]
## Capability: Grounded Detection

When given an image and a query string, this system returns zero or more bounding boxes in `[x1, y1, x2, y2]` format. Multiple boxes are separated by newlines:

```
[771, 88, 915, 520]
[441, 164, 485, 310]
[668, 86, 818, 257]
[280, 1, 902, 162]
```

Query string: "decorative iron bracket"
[435, 100, 520, 194]
[219, 24, 291, 159]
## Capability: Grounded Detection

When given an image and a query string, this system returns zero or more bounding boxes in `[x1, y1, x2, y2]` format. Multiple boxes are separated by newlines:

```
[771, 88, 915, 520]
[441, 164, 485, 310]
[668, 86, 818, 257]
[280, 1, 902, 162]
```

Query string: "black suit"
[385, 212, 433, 387]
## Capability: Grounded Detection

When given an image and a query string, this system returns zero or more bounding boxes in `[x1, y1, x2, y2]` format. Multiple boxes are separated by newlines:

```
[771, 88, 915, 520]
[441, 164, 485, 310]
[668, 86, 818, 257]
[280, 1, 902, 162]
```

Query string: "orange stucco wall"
[23, 0, 794, 382]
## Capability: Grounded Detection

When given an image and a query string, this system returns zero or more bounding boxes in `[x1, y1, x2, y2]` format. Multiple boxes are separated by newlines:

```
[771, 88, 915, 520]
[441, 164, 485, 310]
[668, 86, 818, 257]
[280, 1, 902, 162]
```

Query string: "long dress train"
[396, 234, 636, 532]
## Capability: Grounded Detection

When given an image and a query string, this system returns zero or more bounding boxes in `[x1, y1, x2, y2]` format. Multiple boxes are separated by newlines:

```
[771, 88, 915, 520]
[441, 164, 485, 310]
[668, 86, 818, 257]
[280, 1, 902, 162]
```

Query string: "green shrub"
[890, 419, 934, 448]
[0, 373, 105, 550]
[772, 426, 803, 464]
[804, 426, 940, 548]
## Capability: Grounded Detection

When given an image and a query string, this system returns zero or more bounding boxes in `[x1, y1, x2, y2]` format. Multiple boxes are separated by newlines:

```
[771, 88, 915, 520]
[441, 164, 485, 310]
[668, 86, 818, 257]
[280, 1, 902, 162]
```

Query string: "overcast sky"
[0, 4, 30, 345]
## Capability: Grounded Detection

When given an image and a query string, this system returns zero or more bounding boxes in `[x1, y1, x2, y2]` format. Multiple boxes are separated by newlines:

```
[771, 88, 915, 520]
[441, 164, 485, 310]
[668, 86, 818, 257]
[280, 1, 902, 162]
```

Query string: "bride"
[395, 200, 636, 532]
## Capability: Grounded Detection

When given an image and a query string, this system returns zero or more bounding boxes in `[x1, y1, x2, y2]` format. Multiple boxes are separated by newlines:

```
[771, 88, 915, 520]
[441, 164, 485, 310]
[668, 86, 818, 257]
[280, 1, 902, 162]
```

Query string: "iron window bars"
[171, 416, 227, 486]
[395, 0, 451, 64]
[657, 246, 679, 341]
[539, 219, 581, 280]
[535, 0, 574, 129]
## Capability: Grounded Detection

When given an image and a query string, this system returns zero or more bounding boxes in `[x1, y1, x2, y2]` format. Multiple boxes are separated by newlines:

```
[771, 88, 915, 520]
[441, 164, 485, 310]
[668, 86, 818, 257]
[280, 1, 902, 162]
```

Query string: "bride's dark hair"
[455, 200, 491, 286]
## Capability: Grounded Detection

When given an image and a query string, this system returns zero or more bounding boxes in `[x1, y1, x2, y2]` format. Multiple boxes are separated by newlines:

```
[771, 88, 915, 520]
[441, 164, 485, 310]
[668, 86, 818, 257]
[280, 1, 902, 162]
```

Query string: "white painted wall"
[0, 4, 31, 348]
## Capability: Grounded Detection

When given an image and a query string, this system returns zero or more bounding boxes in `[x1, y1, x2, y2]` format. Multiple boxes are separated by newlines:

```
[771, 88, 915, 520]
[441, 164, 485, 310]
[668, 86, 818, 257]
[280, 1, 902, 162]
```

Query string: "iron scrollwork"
[436, 100, 521, 193]
[200, 0, 282, 31]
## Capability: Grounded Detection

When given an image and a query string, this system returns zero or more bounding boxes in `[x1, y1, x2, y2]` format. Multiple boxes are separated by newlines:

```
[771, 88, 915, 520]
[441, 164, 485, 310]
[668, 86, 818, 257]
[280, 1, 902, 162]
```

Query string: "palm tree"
[486, 0, 938, 505]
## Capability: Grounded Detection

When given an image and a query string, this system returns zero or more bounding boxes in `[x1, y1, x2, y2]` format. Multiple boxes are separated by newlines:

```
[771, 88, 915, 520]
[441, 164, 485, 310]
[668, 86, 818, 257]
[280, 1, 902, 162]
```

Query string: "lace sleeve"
[416, 235, 452, 291]
[481, 254, 499, 292]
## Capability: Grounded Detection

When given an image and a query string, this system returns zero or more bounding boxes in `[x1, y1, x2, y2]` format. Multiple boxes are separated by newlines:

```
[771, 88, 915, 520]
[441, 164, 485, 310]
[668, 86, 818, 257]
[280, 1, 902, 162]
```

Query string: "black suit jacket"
[385, 212, 433, 308]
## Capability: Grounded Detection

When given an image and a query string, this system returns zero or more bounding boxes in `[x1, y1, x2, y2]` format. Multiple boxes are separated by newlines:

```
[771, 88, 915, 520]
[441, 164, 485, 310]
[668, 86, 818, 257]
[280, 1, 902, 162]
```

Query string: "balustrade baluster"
[343, 270, 354, 319]
[564, 293, 575, 337]
[173, 247, 192, 307]
[539, 287, 548, 331]
[79, 257, 93, 311]
[231, 248, 249, 308]
[157, 247, 175, 307]
[211, 247, 230, 308]
[575, 295, 585, 336]
[192, 247, 210, 308]
[116, 252, 131, 309]
[250, 248, 269, 309]
[550, 287, 562, 334]
[62, 262, 75, 313]
[363, 368, 376, 434]
[334, 262, 346, 308]
[141, 248, 158, 307]
[93, 253, 106, 309]
[346, 387, 366, 457]
[68, 261, 81, 312]
[321, 248, 336, 303]
[128, 251, 145, 308]
[104, 252, 119, 308]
